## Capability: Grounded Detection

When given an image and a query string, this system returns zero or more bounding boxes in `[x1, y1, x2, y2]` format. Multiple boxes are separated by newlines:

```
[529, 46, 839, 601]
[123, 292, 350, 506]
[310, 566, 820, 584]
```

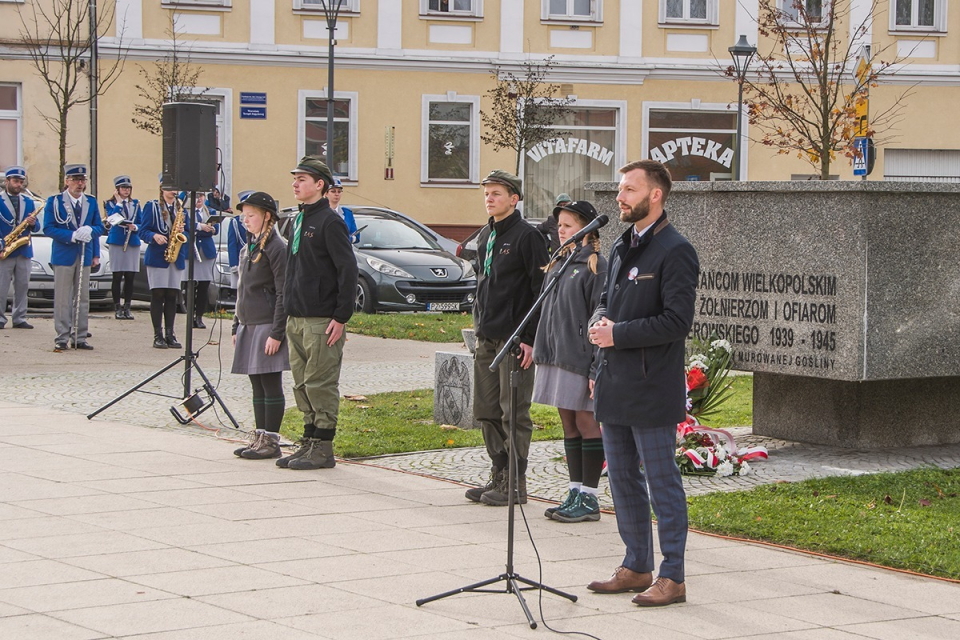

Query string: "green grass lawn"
[688, 467, 960, 579]
[347, 312, 474, 342]
[280, 376, 753, 459]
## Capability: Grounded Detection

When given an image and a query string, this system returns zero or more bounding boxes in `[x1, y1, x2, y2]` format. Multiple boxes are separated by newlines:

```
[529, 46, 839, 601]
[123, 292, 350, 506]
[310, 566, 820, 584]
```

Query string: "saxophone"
[1, 215, 34, 260]
[164, 196, 187, 263]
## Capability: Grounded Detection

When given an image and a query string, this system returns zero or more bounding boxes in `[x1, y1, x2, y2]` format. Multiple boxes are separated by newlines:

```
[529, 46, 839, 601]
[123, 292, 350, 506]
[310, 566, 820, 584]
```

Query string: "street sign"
[240, 107, 266, 119]
[853, 137, 869, 176]
[854, 48, 871, 138]
[240, 92, 267, 105]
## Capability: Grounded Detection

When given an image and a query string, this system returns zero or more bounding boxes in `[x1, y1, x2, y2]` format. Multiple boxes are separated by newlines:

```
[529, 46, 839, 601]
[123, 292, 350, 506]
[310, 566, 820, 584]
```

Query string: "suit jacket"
[591, 213, 699, 428]
[138, 199, 187, 269]
[0, 191, 39, 259]
[103, 197, 142, 247]
[192, 207, 220, 260]
[42, 192, 103, 267]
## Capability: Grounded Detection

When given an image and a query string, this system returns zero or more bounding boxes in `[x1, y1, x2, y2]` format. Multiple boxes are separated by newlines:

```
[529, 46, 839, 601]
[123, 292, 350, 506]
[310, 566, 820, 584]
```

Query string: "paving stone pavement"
[3, 311, 960, 511]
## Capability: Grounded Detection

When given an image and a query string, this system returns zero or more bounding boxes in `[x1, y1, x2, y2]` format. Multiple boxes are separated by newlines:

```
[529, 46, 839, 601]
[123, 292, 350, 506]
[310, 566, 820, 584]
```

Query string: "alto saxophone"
[1, 214, 34, 260]
[164, 196, 187, 263]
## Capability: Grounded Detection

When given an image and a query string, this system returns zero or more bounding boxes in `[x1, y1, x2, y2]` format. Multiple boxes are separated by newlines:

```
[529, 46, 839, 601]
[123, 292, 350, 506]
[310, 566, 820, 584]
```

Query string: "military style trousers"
[473, 336, 536, 471]
[0, 254, 30, 326]
[53, 261, 90, 344]
[286, 316, 345, 432]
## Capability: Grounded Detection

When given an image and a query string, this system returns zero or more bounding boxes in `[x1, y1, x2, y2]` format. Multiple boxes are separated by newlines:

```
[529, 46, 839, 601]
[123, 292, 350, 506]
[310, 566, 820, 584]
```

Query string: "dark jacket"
[533, 245, 607, 378]
[536, 216, 560, 254]
[138, 199, 187, 270]
[591, 213, 699, 428]
[474, 209, 549, 345]
[283, 198, 359, 323]
[233, 228, 287, 341]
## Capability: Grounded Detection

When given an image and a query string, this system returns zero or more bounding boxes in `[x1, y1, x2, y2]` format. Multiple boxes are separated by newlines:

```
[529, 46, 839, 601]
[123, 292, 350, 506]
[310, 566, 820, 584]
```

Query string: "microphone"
[559, 214, 609, 249]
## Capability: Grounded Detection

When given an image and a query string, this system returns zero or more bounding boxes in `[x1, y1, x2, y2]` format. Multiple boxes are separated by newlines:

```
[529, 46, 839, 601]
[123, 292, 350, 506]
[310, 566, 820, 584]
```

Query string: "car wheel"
[356, 278, 375, 314]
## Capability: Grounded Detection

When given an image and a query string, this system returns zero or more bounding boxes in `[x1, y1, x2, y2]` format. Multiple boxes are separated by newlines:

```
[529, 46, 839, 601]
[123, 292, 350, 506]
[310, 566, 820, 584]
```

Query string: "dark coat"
[233, 228, 287, 341]
[283, 198, 359, 324]
[139, 199, 187, 270]
[474, 209, 549, 345]
[591, 213, 699, 428]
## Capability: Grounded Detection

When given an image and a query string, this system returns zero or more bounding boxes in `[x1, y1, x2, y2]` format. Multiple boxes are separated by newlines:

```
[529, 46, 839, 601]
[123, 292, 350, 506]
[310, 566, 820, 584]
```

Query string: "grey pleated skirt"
[232, 323, 291, 375]
[108, 244, 141, 272]
[533, 364, 594, 412]
[146, 264, 184, 289]
[190, 255, 216, 282]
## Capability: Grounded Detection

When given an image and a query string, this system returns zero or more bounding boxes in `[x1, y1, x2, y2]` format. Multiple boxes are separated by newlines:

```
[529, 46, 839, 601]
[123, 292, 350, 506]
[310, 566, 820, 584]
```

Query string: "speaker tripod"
[88, 190, 239, 430]
[417, 248, 585, 629]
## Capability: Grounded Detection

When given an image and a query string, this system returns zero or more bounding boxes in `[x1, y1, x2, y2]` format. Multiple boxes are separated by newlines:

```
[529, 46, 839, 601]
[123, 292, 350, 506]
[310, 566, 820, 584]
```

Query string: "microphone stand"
[417, 245, 583, 629]
[88, 191, 240, 429]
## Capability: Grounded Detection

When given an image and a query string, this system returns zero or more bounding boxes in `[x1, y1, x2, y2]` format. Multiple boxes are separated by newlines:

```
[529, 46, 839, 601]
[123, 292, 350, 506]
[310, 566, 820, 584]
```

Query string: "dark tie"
[10, 194, 20, 219]
[122, 200, 130, 219]
[630, 231, 640, 248]
[73, 200, 82, 225]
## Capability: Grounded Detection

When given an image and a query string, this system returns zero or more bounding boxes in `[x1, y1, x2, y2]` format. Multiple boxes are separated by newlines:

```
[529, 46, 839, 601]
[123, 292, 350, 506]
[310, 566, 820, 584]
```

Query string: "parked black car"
[353, 210, 476, 313]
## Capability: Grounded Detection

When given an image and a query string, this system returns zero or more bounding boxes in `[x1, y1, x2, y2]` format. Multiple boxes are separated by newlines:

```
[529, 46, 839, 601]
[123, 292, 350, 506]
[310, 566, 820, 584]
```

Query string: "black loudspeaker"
[162, 102, 217, 191]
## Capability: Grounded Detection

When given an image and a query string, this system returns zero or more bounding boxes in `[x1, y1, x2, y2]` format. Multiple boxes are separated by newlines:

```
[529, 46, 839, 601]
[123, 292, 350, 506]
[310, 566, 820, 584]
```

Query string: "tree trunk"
[59, 107, 69, 189]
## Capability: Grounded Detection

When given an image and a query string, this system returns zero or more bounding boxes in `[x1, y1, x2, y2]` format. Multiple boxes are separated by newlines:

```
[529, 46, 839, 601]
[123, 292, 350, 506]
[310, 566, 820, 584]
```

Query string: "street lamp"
[320, 0, 345, 175]
[728, 34, 756, 181]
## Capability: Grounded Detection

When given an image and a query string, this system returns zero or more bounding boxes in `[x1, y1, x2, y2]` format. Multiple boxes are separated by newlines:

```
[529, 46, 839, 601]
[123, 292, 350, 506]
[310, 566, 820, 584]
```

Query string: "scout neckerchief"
[291, 207, 303, 255]
[483, 225, 496, 276]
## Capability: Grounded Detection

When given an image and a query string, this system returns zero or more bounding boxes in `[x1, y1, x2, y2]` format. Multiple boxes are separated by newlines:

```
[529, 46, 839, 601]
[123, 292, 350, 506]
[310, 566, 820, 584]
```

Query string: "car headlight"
[460, 259, 476, 280]
[30, 260, 45, 274]
[216, 262, 230, 275]
[366, 256, 413, 279]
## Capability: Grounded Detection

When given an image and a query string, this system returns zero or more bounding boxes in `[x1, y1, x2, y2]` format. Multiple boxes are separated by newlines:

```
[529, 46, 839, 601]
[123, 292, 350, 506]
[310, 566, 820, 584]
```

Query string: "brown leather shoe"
[586, 566, 653, 594]
[631, 576, 686, 607]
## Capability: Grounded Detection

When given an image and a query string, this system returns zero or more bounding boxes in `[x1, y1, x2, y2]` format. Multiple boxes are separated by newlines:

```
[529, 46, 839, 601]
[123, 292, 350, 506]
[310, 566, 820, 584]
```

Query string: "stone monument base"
[754, 373, 960, 449]
[434, 351, 479, 429]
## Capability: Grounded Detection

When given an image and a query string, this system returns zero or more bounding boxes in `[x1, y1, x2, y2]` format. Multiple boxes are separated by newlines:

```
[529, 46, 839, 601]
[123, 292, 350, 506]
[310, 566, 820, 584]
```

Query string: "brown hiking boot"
[287, 439, 336, 470]
[234, 430, 262, 457]
[479, 472, 527, 506]
[240, 430, 281, 460]
[276, 438, 312, 468]
[465, 466, 503, 502]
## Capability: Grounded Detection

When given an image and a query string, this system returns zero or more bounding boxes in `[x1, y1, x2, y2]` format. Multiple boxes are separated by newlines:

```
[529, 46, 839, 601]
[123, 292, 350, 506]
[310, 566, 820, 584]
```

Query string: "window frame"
[420, 94, 481, 186]
[889, 0, 947, 33]
[298, 90, 359, 183]
[293, 0, 360, 14]
[160, 0, 233, 10]
[658, 0, 718, 27]
[0, 83, 23, 170]
[540, 0, 603, 24]
[641, 101, 744, 182]
[419, 0, 484, 19]
[777, 0, 827, 28]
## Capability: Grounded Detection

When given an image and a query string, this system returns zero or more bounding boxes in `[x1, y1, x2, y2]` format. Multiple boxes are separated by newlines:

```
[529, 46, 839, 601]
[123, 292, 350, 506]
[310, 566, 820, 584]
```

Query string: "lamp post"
[321, 0, 345, 175]
[728, 34, 756, 181]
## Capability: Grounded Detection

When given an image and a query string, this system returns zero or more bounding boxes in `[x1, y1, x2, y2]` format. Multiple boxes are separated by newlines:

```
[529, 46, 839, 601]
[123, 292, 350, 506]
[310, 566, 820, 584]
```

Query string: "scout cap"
[114, 175, 132, 188]
[555, 193, 572, 206]
[290, 155, 334, 188]
[237, 191, 278, 217]
[481, 169, 523, 201]
[553, 199, 598, 222]
[5, 166, 26, 179]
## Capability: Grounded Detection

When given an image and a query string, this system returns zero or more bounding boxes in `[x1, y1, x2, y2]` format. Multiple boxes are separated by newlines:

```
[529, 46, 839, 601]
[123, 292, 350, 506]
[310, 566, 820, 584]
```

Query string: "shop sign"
[649, 136, 735, 168]
[526, 137, 615, 165]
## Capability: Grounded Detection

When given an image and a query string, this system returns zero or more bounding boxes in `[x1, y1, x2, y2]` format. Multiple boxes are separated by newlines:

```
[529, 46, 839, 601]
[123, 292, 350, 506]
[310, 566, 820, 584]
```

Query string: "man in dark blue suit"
[587, 160, 698, 607]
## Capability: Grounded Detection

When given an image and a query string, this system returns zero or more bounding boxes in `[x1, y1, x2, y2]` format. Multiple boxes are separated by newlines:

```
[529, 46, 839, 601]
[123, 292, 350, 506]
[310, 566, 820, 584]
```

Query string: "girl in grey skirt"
[532, 200, 608, 523]
[231, 192, 291, 460]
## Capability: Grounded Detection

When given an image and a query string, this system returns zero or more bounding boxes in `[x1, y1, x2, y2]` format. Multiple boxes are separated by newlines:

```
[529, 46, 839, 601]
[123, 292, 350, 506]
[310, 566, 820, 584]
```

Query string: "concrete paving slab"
[126, 564, 310, 597]
[838, 615, 960, 639]
[196, 583, 382, 618]
[277, 603, 476, 640]
[186, 537, 347, 564]
[61, 548, 236, 578]
[120, 619, 329, 640]
[0, 577, 176, 613]
[48, 598, 254, 637]
[0, 612, 106, 640]
[742, 592, 927, 627]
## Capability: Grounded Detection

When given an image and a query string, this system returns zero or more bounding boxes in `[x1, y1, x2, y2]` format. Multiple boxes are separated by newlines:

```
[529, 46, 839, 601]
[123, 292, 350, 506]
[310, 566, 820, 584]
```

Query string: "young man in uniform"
[43, 164, 103, 351]
[0, 166, 40, 330]
[466, 170, 548, 506]
[278, 156, 359, 471]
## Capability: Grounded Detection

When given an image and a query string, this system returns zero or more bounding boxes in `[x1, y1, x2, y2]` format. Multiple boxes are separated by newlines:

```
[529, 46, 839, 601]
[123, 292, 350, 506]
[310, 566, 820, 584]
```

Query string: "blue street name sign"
[853, 137, 868, 176]
[240, 92, 267, 105]
[240, 107, 266, 119]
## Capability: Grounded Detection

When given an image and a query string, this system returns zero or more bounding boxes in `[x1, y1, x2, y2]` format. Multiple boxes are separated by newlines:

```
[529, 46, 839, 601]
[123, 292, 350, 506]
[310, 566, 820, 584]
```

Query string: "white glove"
[73, 227, 93, 243]
[71, 229, 83, 243]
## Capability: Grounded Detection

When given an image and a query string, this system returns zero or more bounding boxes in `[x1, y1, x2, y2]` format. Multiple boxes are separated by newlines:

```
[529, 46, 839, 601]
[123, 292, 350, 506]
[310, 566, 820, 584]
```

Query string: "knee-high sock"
[195, 281, 210, 318]
[581, 437, 605, 490]
[150, 289, 165, 332]
[163, 289, 178, 334]
[112, 273, 123, 305]
[122, 273, 135, 305]
[250, 374, 266, 431]
[260, 372, 285, 434]
[564, 437, 584, 484]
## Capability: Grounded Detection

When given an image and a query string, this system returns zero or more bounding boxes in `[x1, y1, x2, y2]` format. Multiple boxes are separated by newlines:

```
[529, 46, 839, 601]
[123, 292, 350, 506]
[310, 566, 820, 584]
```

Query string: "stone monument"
[587, 180, 960, 449]
[434, 330, 479, 429]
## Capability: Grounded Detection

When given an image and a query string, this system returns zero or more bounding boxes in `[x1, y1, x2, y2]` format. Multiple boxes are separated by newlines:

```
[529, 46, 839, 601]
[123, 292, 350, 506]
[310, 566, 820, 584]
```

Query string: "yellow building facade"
[2, 0, 958, 235]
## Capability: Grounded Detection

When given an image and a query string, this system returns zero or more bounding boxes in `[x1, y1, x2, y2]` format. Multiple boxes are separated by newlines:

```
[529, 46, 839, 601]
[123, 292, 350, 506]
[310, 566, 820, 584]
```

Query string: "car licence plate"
[427, 302, 459, 311]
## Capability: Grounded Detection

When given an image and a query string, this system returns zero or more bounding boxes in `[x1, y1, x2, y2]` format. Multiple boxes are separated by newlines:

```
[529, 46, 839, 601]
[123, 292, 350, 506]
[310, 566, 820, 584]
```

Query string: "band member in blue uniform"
[43, 164, 103, 351]
[227, 190, 253, 289]
[139, 180, 187, 349]
[0, 166, 41, 330]
[103, 175, 141, 320]
[189, 197, 220, 329]
[326, 178, 358, 243]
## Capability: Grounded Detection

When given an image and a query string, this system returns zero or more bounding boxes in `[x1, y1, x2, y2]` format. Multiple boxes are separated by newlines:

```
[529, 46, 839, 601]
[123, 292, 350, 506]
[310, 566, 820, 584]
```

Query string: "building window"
[421, 95, 480, 184]
[644, 106, 739, 182]
[523, 104, 624, 218]
[659, 0, 718, 25]
[294, 0, 360, 12]
[891, 0, 946, 32]
[778, 0, 824, 25]
[0, 84, 21, 171]
[420, 0, 483, 18]
[161, 0, 233, 9]
[300, 91, 358, 181]
[542, 0, 602, 22]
